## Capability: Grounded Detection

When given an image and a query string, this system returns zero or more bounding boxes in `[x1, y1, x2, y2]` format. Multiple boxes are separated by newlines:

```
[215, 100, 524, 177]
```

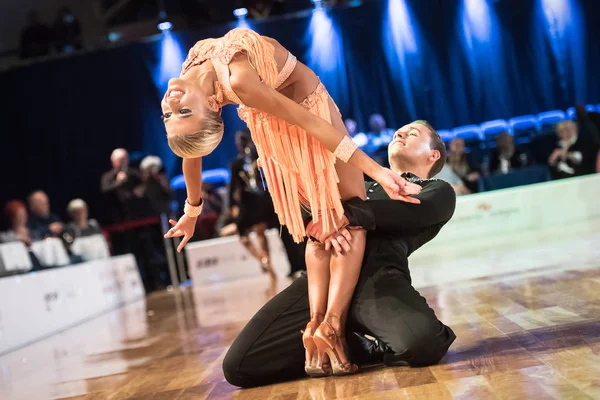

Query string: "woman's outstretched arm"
[229, 58, 420, 201]
[164, 157, 202, 252]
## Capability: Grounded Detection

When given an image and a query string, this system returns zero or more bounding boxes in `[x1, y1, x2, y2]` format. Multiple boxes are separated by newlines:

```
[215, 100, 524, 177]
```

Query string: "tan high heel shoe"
[313, 321, 358, 376]
[302, 321, 332, 377]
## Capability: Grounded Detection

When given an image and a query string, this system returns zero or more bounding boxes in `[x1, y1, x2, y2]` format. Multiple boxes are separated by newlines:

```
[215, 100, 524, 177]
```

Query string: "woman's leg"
[254, 222, 275, 278]
[317, 97, 368, 369]
[239, 234, 261, 262]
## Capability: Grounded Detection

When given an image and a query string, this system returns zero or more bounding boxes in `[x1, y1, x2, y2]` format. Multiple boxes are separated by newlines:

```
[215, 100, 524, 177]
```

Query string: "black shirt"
[28, 213, 63, 238]
[343, 173, 456, 273]
[100, 168, 143, 222]
[229, 153, 268, 208]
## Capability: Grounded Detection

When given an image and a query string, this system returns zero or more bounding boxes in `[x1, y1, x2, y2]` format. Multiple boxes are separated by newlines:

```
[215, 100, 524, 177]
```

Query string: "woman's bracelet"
[334, 136, 358, 163]
[184, 199, 203, 218]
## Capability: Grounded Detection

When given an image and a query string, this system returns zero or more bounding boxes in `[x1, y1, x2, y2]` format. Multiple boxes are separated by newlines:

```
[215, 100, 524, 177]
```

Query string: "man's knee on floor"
[385, 326, 449, 367]
[222, 347, 246, 387]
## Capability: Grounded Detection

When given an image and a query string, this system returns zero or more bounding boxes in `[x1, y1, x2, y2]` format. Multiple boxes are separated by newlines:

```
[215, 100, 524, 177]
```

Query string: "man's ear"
[430, 149, 441, 163]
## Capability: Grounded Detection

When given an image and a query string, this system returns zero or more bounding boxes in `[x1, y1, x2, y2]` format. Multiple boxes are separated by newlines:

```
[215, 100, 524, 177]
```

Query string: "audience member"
[101, 148, 143, 222]
[65, 199, 101, 239]
[548, 121, 591, 180]
[20, 11, 52, 59]
[1, 200, 40, 245]
[363, 113, 395, 155]
[488, 132, 532, 175]
[27, 191, 64, 238]
[52, 7, 83, 54]
[447, 138, 480, 193]
[247, 0, 275, 20]
[435, 164, 471, 196]
[138, 156, 172, 216]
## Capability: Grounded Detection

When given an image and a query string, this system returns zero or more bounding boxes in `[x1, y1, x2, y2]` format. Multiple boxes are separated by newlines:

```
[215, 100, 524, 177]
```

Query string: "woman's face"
[12, 208, 27, 228]
[161, 78, 207, 137]
[449, 138, 465, 154]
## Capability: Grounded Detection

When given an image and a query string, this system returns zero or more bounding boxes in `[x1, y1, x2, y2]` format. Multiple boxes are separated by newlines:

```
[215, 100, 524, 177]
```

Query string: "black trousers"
[223, 251, 456, 388]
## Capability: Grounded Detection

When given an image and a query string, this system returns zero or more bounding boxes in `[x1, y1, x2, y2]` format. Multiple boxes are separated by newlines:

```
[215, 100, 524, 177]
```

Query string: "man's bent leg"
[223, 276, 310, 387]
[348, 265, 456, 367]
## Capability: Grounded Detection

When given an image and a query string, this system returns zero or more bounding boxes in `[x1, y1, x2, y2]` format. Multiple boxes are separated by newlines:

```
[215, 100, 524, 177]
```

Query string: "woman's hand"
[164, 215, 197, 252]
[324, 227, 354, 255]
[372, 167, 422, 203]
[466, 171, 480, 182]
[306, 214, 349, 244]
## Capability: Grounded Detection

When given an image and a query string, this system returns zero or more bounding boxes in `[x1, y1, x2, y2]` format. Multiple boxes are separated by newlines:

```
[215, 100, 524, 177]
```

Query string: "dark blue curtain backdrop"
[1, 0, 599, 223]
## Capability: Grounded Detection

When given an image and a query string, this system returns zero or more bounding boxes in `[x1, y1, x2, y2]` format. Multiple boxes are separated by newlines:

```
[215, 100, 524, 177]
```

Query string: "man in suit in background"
[101, 148, 142, 223]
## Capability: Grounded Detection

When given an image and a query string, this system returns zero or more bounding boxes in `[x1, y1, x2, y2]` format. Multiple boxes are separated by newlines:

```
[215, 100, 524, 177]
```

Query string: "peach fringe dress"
[182, 28, 343, 243]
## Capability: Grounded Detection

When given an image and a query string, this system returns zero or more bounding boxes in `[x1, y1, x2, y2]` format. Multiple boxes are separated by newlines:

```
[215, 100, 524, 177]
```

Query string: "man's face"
[388, 123, 436, 166]
[557, 121, 577, 142]
[29, 192, 50, 218]
[111, 149, 129, 170]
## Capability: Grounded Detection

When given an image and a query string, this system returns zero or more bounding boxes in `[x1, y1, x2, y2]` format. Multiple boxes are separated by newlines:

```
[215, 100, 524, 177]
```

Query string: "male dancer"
[223, 120, 456, 387]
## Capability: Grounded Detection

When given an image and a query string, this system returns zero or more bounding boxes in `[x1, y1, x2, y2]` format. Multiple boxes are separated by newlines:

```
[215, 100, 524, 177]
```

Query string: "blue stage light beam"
[233, 8, 252, 29]
[305, 5, 348, 110]
[462, 0, 492, 44]
[382, 0, 419, 117]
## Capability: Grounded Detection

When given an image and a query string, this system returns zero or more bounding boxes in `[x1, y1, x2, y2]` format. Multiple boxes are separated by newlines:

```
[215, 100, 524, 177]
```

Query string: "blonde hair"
[67, 198, 87, 215]
[167, 109, 224, 158]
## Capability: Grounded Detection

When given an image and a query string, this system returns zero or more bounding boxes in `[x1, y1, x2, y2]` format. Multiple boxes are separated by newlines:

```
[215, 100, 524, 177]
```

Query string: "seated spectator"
[362, 113, 395, 155]
[548, 120, 592, 180]
[20, 11, 52, 59]
[52, 7, 83, 54]
[65, 199, 101, 239]
[488, 132, 532, 175]
[1, 200, 40, 245]
[447, 138, 480, 193]
[435, 164, 471, 196]
[27, 191, 64, 238]
[138, 156, 172, 216]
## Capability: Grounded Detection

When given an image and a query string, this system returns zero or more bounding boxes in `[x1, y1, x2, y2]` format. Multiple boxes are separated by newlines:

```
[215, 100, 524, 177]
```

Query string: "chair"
[508, 115, 538, 144]
[567, 105, 597, 120]
[537, 110, 565, 136]
[170, 168, 231, 190]
[437, 129, 454, 147]
[480, 119, 509, 149]
[451, 125, 485, 163]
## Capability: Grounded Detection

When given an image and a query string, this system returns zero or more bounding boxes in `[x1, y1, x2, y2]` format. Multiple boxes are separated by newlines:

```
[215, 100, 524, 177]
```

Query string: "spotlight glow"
[463, 0, 492, 43]
[157, 21, 172, 31]
[386, 0, 416, 53]
[233, 8, 248, 18]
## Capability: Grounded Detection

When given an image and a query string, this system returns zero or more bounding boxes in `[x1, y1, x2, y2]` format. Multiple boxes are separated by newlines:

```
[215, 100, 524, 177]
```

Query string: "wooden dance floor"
[1, 221, 600, 399]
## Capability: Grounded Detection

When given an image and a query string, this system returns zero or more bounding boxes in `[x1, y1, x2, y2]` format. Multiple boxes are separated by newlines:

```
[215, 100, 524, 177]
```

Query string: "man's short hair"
[413, 120, 446, 178]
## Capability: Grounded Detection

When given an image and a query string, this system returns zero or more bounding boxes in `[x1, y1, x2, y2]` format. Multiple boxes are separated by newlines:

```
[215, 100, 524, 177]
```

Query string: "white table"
[30, 238, 70, 267]
[0, 242, 32, 273]
[71, 234, 111, 261]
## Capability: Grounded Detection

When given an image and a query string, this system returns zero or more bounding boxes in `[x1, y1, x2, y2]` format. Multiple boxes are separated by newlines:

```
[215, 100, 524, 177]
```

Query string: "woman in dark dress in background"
[228, 130, 276, 279]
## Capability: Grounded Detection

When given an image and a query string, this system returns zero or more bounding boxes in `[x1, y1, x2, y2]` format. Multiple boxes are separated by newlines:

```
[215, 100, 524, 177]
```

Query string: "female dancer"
[229, 129, 276, 280]
[162, 28, 421, 376]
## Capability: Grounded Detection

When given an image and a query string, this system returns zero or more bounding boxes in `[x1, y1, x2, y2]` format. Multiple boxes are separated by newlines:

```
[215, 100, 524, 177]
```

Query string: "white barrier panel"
[427, 174, 600, 247]
[0, 254, 144, 355]
[187, 229, 291, 285]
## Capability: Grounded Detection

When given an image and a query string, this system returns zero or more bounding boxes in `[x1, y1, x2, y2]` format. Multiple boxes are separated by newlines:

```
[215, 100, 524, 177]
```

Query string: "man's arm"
[343, 181, 456, 234]
[101, 171, 122, 193]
